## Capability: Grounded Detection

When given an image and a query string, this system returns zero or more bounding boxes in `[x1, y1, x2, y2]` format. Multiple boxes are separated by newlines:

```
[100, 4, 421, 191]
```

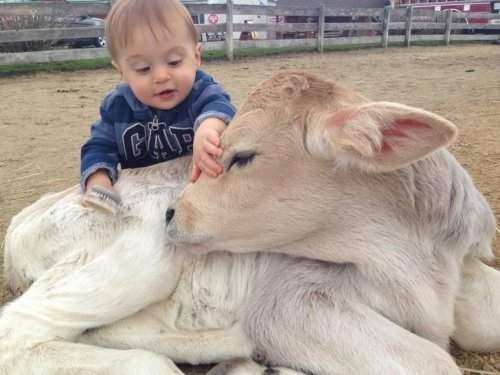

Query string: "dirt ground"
[1, 44, 499, 374]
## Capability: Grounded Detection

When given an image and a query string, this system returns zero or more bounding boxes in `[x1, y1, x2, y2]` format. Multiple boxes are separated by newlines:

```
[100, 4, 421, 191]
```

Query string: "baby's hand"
[85, 169, 113, 192]
[82, 170, 121, 214]
[191, 118, 226, 182]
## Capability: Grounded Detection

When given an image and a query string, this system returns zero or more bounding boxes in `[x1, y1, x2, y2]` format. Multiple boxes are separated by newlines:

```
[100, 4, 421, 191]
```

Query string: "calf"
[1, 71, 499, 375]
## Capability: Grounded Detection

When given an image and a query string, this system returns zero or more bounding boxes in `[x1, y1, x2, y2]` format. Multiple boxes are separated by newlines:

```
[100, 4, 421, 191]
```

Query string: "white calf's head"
[166, 71, 457, 254]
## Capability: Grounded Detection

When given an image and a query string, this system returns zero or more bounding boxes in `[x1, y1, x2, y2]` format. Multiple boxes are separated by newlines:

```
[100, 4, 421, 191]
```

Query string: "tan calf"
[2, 72, 498, 375]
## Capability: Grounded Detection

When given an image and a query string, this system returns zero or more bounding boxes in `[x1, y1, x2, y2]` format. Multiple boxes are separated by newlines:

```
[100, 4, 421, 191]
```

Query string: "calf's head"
[166, 71, 457, 254]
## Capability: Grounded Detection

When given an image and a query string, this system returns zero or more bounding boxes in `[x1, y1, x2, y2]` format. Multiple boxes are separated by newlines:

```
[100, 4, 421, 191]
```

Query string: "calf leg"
[243, 283, 461, 375]
[4, 186, 114, 295]
[453, 256, 500, 352]
[0, 224, 184, 374]
[80, 315, 254, 365]
[0, 341, 184, 375]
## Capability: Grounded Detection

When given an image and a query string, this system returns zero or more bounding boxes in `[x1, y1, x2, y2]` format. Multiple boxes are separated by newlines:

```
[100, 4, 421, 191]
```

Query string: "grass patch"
[0, 48, 322, 76]
[0, 57, 112, 77]
[206, 44, 390, 58]
[204, 44, 383, 60]
[202, 46, 317, 60]
[0, 40, 496, 77]
[235, 45, 317, 58]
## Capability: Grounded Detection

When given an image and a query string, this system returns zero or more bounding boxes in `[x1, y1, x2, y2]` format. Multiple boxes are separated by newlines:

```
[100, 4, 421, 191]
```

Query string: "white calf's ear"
[305, 102, 458, 172]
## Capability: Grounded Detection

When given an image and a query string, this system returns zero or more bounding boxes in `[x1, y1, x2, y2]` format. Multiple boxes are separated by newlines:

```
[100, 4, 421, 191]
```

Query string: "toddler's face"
[114, 20, 201, 110]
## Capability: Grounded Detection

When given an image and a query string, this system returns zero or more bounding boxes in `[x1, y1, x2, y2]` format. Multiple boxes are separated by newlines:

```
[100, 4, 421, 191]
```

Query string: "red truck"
[399, 0, 500, 29]
[399, 1, 500, 15]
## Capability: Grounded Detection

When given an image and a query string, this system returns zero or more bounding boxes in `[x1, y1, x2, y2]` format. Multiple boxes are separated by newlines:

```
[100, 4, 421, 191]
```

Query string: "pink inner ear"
[381, 141, 393, 153]
[380, 119, 431, 153]
[382, 119, 431, 137]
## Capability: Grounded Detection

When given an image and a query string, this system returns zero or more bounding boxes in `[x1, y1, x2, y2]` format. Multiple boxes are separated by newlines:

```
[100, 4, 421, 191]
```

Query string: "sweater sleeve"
[192, 80, 236, 131]
[80, 97, 120, 190]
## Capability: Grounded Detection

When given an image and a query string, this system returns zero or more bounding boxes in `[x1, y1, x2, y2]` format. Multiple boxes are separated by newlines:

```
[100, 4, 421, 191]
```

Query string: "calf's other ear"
[305, 101, 458, 172]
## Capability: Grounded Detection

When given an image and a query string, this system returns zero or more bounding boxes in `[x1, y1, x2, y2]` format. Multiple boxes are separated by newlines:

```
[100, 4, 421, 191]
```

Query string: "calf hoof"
[206, 358, 277, 375]
[6, 272, 33, 298]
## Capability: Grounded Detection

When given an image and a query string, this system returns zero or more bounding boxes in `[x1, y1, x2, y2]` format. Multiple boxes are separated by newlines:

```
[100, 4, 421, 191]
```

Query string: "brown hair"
[105, 0, 199, 60]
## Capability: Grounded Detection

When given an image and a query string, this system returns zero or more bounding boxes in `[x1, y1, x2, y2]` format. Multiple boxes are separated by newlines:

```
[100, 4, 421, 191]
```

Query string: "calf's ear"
[305, 101, 457, 172]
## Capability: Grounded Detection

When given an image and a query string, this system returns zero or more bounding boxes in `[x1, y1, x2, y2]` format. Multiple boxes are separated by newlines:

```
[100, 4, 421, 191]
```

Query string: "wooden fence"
[1, 1, 499, 65]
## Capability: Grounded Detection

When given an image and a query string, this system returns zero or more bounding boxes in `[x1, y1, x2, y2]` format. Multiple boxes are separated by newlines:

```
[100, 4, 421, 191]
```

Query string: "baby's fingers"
[203, 139, 223, 158]
[206, 131, 221, 147]
[199, 153, 223, 177]
[191, 163, 202, 183]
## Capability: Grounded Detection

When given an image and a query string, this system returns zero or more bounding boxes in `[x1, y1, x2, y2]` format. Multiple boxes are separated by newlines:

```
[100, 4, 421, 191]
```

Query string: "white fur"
[1, 72, 499, 375]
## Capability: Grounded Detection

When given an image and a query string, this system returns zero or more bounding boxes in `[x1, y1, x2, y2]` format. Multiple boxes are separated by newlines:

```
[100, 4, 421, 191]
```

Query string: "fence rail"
[1, 1, 499, 65]
[0, 3, 109, 17]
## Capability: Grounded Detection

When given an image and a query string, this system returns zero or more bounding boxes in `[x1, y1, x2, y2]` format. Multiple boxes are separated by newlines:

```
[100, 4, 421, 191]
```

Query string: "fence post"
[317, 5, 325, 53]
[225, 0, 234, 61]
[444, 10, 453, 46]
[405, 6, 413, 47]
[382, 6, 391, 48]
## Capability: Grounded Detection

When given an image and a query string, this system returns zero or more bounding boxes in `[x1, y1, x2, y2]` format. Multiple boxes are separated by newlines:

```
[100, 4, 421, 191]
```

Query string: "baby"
[80, 0, 235, 211]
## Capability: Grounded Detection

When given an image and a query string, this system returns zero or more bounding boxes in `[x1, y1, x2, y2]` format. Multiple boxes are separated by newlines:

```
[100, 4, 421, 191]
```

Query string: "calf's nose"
[165, 207, 175, 224]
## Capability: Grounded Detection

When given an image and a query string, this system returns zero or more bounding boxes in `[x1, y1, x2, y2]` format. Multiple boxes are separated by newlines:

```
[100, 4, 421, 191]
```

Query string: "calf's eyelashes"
[227, 151, 257, 172]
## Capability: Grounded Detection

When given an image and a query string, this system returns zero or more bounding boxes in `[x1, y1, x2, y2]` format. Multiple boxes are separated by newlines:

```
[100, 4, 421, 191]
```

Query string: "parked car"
[53, 16, 106, 48]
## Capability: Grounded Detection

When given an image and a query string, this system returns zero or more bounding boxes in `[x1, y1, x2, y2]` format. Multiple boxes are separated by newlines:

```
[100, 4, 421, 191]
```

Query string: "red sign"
[208, 13, 219, 24]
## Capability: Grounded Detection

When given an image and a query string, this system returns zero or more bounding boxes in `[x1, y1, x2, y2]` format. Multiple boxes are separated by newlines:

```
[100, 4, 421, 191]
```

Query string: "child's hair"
[105, 0, 199, 60]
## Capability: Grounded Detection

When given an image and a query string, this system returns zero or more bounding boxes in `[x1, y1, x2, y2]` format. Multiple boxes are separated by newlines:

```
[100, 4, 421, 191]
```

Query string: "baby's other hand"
[85, 169, 113, 192]
[82, 170, 121, 214]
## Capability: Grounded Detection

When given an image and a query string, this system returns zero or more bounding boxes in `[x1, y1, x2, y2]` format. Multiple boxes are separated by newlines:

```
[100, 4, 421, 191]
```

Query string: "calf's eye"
[228, 151, 256, 171]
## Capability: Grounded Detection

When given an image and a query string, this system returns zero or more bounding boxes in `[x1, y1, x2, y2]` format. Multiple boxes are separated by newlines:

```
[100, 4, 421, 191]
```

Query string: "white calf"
[2, 72, 499, 375]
